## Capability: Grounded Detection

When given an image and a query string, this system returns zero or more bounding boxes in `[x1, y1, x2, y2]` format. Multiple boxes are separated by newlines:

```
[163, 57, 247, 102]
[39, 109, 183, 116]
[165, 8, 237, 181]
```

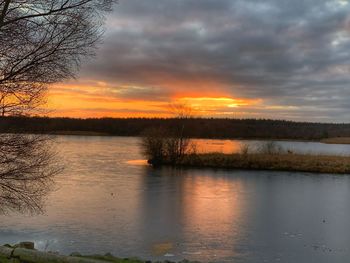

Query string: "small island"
[142, 127, 350, 174]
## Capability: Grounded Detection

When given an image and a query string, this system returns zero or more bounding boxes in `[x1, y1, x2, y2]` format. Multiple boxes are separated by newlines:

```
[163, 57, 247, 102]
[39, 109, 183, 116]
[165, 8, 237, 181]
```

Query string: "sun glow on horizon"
[177, 97, 262, 116]
[44, 82, 265, 119]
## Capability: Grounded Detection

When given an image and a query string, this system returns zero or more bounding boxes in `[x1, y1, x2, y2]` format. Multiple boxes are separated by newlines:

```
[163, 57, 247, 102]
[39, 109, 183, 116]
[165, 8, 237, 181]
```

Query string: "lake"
[1, 136, 350, 262]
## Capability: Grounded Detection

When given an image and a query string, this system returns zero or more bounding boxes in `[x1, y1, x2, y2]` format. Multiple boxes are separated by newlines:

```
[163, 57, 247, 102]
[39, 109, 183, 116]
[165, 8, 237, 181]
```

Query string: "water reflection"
[180, 171, 245, 261]
[192, 138, 350, 155]
[139, 168, 240, 258]
[138, 167, 261, 261]
[0, 136, 350, 262]
[193, 139, 243, 154]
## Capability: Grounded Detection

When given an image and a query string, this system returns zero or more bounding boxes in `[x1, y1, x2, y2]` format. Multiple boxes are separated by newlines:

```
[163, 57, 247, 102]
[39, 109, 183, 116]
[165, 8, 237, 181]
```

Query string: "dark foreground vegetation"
[2, 116, 350, 141]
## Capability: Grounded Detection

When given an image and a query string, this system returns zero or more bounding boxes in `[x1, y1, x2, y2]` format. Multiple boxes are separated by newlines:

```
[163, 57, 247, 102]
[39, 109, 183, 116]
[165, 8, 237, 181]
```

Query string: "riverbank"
[158, 153, 350, 174]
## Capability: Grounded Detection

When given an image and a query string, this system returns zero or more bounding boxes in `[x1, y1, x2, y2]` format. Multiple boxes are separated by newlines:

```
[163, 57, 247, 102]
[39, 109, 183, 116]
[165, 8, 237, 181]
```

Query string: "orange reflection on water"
[192, 139, 243, 154]
[180, 173, 246, 259]
[126, 159, 148, 166]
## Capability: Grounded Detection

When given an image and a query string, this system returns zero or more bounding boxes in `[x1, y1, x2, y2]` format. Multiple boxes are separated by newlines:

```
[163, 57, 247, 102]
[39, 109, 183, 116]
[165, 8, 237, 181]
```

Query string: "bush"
[141, 127, 191, 165]
[141, 127, 167, 165]
[239, 143, 250, 155]
[258, 141, 284, 154]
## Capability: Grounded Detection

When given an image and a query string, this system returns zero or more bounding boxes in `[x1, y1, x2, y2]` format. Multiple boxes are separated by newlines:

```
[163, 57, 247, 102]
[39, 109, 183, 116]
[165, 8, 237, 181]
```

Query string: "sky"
[48, 0, 350, 122]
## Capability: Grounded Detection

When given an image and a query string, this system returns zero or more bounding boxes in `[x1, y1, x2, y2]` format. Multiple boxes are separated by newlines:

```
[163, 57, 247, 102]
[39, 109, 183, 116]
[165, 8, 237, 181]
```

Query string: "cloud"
[65, 0, 350, 121]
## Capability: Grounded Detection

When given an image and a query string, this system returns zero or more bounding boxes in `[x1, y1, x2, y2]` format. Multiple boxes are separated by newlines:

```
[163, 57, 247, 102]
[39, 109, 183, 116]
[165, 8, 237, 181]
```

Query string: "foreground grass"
[0, 255, 11, 263]
[163, 153, 350, 174]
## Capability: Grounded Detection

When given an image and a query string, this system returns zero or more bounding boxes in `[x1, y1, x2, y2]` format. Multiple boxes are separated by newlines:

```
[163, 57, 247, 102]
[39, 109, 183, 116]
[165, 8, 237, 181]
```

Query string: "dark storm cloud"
[107, 86, 172, 101]
[79, 0, 350, 121]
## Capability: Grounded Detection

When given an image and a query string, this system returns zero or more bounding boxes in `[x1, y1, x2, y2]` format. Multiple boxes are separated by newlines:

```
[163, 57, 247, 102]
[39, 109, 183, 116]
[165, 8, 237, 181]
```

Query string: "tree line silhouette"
[1, 116, 350, 140]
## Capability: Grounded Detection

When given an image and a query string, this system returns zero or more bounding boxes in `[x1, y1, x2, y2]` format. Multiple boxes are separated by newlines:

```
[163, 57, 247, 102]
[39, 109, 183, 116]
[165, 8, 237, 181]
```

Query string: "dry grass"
[167, 153, 350, 174]
[321, 137, 350, 144]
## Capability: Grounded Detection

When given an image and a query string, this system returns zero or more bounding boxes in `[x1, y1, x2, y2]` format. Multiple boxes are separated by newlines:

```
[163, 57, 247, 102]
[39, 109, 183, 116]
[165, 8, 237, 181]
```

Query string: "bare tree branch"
[0, 0, 115, 116]
[0, 134, 61, 214]
[0, 0, 115, 213]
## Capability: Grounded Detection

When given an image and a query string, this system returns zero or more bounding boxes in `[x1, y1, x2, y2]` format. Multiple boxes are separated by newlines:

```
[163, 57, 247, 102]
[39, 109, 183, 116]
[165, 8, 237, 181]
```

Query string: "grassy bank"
[321, 137, 350, 144]
[161, 153, 350, 174]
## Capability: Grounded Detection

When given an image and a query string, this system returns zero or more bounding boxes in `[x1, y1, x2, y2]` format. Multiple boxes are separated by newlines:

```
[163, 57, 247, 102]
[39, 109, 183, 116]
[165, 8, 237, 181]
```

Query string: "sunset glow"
[45, 0, 350, 122]
[47, 82, 263, 118]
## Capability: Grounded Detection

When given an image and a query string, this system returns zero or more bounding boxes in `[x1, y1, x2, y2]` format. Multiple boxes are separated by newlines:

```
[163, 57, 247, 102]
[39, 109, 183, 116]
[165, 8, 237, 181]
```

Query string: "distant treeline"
[1, 116, 350, 140]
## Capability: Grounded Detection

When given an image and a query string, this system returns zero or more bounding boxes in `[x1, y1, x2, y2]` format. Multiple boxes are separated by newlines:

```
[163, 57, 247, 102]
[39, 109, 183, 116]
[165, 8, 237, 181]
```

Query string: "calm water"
[1, 136, 350, 262]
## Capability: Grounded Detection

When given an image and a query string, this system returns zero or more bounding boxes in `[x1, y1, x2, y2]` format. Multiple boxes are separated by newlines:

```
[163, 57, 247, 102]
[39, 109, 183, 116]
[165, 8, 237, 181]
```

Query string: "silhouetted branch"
[0, 134, 61, 213]
[0, 0, 115, 116]
[0, 0, 115, 213]
[142, 104, 194, 165]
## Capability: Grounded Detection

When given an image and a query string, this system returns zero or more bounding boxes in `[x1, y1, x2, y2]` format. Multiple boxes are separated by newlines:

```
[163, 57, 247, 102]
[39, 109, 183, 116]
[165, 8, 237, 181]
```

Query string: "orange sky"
[46, 80, 264, 118]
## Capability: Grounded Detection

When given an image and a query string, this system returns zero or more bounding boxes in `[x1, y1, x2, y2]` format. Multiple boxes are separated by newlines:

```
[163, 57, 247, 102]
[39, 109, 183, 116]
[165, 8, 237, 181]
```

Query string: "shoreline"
[0, 243, 197, 263]
[154, 153, 350, 175]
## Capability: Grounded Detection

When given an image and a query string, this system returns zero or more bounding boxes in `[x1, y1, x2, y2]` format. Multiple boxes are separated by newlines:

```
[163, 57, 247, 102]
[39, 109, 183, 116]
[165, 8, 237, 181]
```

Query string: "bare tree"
[141, 127, 167, 166]
[141, 104, 194, 165]
[0, 0, 115, 115]
[169, 103, 193, 119]
[258, 141, 284, 155]
[167, 103, 192, 161]
[0, 0, 114, 212]
[0, 134, 60, 213]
